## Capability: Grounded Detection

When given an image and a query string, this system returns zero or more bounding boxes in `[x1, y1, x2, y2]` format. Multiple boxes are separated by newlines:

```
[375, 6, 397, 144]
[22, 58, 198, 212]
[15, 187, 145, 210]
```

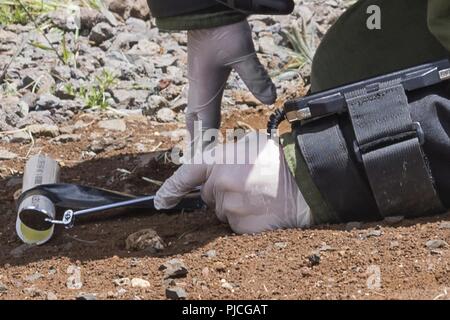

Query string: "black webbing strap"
[296, 117, 381, 222]
[345, 84, 444, 217]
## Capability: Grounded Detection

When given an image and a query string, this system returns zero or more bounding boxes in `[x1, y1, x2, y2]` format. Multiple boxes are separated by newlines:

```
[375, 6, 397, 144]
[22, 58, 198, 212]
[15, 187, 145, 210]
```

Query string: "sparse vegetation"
[67, 69, 119, 110]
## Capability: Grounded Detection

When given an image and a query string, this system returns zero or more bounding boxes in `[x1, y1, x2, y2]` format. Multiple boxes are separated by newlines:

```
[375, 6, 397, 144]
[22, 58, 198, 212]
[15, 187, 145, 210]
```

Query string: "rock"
[66, 265, 82, 290]
[366, 230, 383, 238]
[258, 36, 279, 55]
[23, 287, 45, 298]
[20, 71, 55, 95]
[202, 250, 217, 258]
[308, 253, 321, 266]
[35, 94, 62, 110]
[113, 278, 131, 287]
[165, 286, 187, 300]
[126, 17, 148, 31]
[47, 9, 80, 31]
[439, 221, 450, 229]
[125, 228, 166, 252]
[76, 294, 97, 300]
[7, 131, 32, 144]
[0, 149, 18, 160]
[51, 134, 82, 144]
[98, 119, 127, 132]
[51, 65, 72, 83]
[111, 89, 149, 108]
[27, 124, 60, 138]
[425, 240, 448, 250]
[389, 241, 400, 249]
[156, 108, 176, 123]
[213, 262, 226, 273]
[129, 39, 161, 56]
[171, 97, 187, 112]
[89, 22, 116, 45]
[80, 7, 107, 31]
[105, 0, 150, 20]
[25, 272, 44, 283]
[0, 96, 27, 131]
[383, 216, 404, 225]
[159, 259, 188, 279]
[317, 243, 335, 252]
[144, 95, 169, 115]
[131, 278, 150, 288]
[300, 267, 312, 277]
[153, 54, 177, 68]
[274, 242, 288, 249]
[345, 221, 362, 231]
[220, 279, 234, 291]
[0, 283, 7, 294]
[46, 292, 58, 300]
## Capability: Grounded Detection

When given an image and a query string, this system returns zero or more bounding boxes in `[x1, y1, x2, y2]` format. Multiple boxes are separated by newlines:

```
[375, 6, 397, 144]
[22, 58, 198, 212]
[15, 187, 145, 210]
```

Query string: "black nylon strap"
[296, 117, 380, 222]
[346, 84, 443, 217]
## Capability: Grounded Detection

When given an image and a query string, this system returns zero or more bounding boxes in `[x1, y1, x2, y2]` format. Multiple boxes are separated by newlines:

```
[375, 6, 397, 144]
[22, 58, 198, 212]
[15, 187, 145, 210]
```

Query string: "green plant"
[283, 17, 318, 71]
[71, 69, 119, 110]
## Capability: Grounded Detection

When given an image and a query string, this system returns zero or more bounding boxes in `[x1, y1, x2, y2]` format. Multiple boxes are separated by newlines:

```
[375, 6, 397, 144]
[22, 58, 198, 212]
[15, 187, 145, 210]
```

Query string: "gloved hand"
[154, 132, 312, 234]
[185, 19, 277, 142]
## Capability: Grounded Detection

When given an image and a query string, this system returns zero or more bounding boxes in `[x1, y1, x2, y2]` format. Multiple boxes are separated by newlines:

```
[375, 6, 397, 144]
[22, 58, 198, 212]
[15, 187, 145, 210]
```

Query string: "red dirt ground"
[0, 105, 449, 300]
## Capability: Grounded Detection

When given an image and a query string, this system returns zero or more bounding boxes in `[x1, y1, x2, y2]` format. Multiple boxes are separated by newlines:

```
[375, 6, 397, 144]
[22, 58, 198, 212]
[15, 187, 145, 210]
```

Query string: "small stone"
[220, 279, 234, 291]
[165, 286, 187, 300]
[213, 262, 226, 273]
[389, 241, 400, 249]
[159, 259, 188, 279]
[27, 124, 60, 138]
[383, 216, 404, 225]
[76, 294, 97, 300]
[0, 149, 18, 160]
[98, 119, 127, 132]
[113, 278, 131, 287]
[156, 107, 176, 123]
[345, 221, 362, 230]
[117, 288, 127, 296]
[425, 239, 448, 250]
[51, 134, 81, 144]
[317, 243, 335, 252]
[366, 230, 383, 238]
[25, 272, 43, 283]
[23, 287, 44, 298]
[8, 131, 32, 144]
[125, 228, 166, 252]
[308, 253, 321, 266]
[201, 267, 210, 278]
[0, 283, 7, 294]
[35, 94, 62, 110]
[274, 242, 288, 249]
[439, 221, 450, 229]
[46, 292, 58, 300]
[89, 22, 115, 45]
[131, 278, 150, 288]
[202, 250, 217, 258]
[300, 267, 312, 277]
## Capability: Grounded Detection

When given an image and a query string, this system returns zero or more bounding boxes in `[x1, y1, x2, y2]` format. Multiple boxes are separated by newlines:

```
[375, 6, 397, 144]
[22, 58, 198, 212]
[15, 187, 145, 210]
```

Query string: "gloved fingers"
[229, 54, 277, 105]
[154, 162, 208, 210]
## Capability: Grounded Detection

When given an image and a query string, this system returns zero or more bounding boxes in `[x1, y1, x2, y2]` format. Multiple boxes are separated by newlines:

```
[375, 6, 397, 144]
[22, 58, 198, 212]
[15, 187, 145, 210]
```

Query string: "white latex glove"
[155, 132, 312, 234]
[185, 19, 277, 140]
